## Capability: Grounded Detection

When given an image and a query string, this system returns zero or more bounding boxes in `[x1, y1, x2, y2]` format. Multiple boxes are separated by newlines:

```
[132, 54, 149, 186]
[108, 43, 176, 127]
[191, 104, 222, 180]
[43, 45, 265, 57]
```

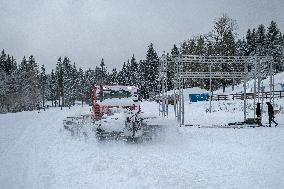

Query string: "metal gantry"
[158, 54, 274, 126]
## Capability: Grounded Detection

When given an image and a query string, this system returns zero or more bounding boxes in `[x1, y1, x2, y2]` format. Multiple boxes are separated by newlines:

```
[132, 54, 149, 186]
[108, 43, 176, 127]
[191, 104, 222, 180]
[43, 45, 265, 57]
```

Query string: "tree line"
[0, 14, 283, 113]
[0, 44, 159, 113]
[176, 15, 284, 92]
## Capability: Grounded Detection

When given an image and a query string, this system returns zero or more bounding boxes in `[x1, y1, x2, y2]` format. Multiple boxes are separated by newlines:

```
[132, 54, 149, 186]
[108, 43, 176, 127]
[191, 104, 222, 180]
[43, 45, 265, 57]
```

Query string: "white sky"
[1, 0, 284, 71]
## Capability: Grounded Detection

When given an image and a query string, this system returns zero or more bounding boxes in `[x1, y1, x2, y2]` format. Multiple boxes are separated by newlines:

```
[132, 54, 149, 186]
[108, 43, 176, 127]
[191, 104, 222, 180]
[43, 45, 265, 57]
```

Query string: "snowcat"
[63, 84, 157, 142]
[92, 85, 143, 140]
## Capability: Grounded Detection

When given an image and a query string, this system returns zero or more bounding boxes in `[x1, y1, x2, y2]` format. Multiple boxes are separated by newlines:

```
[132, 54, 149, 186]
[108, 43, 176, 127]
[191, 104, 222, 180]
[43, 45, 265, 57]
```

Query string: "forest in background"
[0, 14, 283, 113]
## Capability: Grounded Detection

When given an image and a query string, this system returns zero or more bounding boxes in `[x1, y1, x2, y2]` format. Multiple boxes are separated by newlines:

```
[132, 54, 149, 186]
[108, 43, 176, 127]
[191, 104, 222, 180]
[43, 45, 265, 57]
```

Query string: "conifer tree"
[55, 57, 63, 108]
[118, 62, 127, 85]
[138, 60, 147, 99]
[110, 68, 118, 84]
[40, 65, 47, 107]
[84, 68, 96, 104]
[0, 50, 7, 72]
[266, 21, 283, 72]
[77, 67, 85, 106]
[129, 55, 139, 86]
[62, 57, 74, 107]
[171, 44, 179, 57]
[255, 24, 266, 56]
[145, 43, 159, 98]
[17, 55, 40, 110]
[168, 45, 179, 90]
[49, 69, 57, 106]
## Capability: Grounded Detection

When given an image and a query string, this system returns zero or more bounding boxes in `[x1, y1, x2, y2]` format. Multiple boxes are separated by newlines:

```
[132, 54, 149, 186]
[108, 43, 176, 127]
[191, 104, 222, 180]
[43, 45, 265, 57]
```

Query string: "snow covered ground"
[0, 100, 284, 189]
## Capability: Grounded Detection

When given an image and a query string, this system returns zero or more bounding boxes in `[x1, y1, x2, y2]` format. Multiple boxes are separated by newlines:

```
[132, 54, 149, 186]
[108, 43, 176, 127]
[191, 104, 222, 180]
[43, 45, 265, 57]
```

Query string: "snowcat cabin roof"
[94, 85, 138, 102]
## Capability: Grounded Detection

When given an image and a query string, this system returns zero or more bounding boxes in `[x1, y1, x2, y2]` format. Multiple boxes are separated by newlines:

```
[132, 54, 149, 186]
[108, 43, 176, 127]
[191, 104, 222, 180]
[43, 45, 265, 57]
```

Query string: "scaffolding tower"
[158, 54, 274, 126]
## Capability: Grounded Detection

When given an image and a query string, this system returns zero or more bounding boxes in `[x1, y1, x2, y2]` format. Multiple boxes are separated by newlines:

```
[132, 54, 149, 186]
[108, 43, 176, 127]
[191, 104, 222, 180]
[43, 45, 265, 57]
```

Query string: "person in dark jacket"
[256, 103, 262, 126]
[266, 102, 278, 127]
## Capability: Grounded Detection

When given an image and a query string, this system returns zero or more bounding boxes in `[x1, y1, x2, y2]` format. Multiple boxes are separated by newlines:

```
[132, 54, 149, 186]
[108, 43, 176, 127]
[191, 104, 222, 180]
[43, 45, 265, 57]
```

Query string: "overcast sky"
[1, 0, 284, 71]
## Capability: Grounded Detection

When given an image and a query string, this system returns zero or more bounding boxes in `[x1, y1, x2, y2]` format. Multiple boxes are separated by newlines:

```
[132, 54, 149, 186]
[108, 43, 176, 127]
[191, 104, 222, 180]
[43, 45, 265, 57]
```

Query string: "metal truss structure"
[158, 54, 275, 126]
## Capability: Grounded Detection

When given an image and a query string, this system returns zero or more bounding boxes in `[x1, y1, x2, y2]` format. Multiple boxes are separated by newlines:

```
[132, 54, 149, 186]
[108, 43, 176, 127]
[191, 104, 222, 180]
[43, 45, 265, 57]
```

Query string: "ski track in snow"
[0, 101, 284, 189]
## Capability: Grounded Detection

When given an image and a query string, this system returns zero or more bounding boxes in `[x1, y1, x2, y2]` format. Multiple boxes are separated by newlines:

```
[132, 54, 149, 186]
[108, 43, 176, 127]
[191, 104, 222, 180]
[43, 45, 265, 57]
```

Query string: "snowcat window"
[97, 89, 131, 100]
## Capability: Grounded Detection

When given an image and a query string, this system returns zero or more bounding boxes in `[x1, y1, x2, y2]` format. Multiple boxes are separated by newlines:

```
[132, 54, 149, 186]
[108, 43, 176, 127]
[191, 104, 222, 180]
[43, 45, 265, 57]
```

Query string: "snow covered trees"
[266, 21, 283, 72]
[0, 15, 283, 112]
[0, 52, 42, 113]
[242, 21, 283, 72]
[40, 65, 47, 107]
[19, 56, 41, 110]
[0, 52, 97, 113]
[178, 16, 284, 91]
[144, 43, 159, 99]
[54, 57, 90, 108]
[48, 70, 57, 107]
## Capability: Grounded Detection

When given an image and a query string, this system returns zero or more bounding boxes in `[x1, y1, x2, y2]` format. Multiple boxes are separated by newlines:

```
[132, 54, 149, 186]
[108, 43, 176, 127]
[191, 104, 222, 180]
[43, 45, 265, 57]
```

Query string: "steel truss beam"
[178, 72, 245, 79]
[163, 55, 272, 64]
[158, 54, 274, 126]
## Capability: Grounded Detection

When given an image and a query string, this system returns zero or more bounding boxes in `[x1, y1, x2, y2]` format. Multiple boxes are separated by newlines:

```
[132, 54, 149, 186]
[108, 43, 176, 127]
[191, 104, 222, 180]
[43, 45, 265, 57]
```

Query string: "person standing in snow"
[256, 103, 262, 126]
[266, 102, 278, 127]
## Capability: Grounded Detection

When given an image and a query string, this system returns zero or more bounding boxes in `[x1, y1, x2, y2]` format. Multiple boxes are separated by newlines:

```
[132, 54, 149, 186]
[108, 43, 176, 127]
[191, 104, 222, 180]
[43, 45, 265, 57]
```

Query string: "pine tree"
[71, 63, 78, 105]
[171, 44, 179, 57]
[266, 21, 283, 72]
[205, 40, 215, 56]
[40, 65, 47, 107]
[223, 30, 236, 56]
[180, 39, 196, 55]
[125, 60, 131, 84]
[0, 69, 8, 112]
[118, 62, 127, 85]
[0, 50, 7, 72]
[49, 69, 57, 106]
[110, 68, 118, 84]
[83, 68, 95, 104]
[99, 58, 107, 85]
[62, 57, 74, 107]
[4, 55, 17, 75]
[255, 24, 266, 56]
[251, 28, 257, 55]
[138, 60, 147, 99]
[246, 29, 253, 55]
[77, 68, 85, 106]
[236, 38, 248, 56]
[17, 55, 40, 110]
[168, 45, 179, 90]
[196, 35, 206, 55]
[55, 57, 63, 108]
[27, 55, 40, 109]
[145, 43, 159, 99]
[0, 50, 10, 112]
[129, 55, 139, 86]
